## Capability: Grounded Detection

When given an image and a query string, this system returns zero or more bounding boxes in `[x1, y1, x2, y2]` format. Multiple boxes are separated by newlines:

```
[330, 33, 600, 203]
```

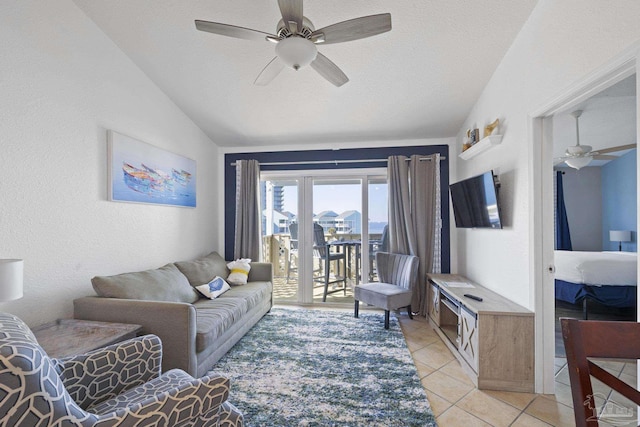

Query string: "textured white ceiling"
[72, 0, 538, 147]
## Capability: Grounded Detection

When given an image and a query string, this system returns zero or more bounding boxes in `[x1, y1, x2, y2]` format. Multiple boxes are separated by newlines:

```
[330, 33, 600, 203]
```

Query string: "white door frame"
[261, 168, 387, 304]
[529, 46, 639, 394]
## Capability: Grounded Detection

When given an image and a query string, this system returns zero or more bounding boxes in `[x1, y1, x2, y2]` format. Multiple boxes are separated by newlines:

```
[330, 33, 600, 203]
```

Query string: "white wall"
[454, 0, 640, 308]
[558, 167, 603, 251]
[0, 1, 220, 326]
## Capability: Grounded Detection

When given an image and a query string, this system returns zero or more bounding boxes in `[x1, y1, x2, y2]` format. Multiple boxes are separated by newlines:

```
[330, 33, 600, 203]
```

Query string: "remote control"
[464, 294, 483, 302]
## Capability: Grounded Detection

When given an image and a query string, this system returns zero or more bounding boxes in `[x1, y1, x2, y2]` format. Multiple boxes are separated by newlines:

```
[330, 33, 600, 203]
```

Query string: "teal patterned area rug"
[210, 308, 437, 427]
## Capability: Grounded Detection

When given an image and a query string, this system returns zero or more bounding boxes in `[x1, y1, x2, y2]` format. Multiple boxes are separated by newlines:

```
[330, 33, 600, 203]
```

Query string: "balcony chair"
[369, 224, 389, 281]
[0, 312, 243, 426]
[354, 252, 419, 329]
[313, 223, 348, 302]
[561, 317, 640, 427]
[286, 222, 299, 283]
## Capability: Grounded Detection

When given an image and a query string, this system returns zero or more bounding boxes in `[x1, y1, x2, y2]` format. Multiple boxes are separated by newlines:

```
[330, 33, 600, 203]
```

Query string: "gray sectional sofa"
[74, 251, 272, 378]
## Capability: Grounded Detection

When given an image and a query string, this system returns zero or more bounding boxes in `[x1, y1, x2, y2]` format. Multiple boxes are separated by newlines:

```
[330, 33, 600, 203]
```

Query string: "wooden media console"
[427, 273, 534, 393]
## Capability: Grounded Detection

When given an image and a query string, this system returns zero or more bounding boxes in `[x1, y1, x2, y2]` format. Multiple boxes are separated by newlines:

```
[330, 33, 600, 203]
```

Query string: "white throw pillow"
[196, 276, 230, 299]
[226, 258, 251, 285]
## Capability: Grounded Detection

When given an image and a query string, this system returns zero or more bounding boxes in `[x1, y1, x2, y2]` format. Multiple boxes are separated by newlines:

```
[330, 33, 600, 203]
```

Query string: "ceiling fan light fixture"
[564, 156, 593, 170]
[275, 36, 317, 70]
[195, 3, 391, 86]
[565, 144, 592, 156]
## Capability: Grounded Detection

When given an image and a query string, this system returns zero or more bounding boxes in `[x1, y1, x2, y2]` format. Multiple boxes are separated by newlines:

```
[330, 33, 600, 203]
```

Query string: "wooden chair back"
[312, 223, 329, 257]
[289, 222, 299, 251]
[561, 317, 640, 426]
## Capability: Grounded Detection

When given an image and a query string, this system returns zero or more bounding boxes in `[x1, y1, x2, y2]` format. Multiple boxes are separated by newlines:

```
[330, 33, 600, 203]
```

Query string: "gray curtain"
[388, 156, 416, 255]
[431, 154, 442, 274]
[409, 154, 438, 315]
[234, 159, 261, 261]
[387, 154, 439, 316]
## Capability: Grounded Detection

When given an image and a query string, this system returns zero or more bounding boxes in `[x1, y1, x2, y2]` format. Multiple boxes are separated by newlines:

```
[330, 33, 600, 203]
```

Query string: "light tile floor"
[398, 313, 637, 427]
[273, 276, 637, 427]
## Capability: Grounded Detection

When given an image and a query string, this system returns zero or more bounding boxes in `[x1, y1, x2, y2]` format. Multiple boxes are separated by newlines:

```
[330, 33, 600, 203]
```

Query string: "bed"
[554, 250, 637, 318]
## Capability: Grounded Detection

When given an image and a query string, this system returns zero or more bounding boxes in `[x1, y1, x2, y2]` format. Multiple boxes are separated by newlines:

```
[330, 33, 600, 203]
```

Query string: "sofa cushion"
[218, 281, 272, 309]
[175, 252, 229, 287]
[92, 263, 199, 303]
[193, 298, 248, 353]
[193, 281, 272, 352]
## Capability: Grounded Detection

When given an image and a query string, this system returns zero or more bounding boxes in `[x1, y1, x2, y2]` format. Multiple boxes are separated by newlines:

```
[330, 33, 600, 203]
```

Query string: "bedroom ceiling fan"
[554, 110, 637, 170]
[194, 0, 391, 87]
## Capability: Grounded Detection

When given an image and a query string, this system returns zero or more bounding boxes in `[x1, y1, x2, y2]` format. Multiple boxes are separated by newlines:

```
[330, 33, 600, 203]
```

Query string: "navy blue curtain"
[555, 171, 572, 250]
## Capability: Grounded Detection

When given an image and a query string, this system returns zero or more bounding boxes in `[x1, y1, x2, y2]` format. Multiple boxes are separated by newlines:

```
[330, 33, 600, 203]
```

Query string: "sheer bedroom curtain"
[234, 159, 262, 261]
[388, 154, 440, 315]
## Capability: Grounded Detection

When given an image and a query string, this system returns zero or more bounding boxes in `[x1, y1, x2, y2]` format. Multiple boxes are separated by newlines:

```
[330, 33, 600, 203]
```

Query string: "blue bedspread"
[555, 279, 637, 308]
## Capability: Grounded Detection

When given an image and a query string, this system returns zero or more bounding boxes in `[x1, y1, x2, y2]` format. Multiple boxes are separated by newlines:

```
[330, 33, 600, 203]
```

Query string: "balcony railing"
[262, 233, 382, 279]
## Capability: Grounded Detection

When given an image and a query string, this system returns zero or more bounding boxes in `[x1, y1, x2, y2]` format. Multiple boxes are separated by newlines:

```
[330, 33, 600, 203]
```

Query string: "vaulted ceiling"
[73, 0, 539, 147]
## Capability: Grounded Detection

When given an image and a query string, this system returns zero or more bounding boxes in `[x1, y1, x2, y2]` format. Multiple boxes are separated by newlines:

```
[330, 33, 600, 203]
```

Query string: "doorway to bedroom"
[550, 74, 638, 358]
[532, 63, 639, 394]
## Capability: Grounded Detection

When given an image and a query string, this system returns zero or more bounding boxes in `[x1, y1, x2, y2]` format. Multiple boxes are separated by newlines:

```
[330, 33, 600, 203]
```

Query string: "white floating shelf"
[459, 135, 503, 160]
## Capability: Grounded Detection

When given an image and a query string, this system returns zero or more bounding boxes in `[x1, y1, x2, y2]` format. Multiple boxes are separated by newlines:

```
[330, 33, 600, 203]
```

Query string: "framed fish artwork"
[108, 130, 196, 207]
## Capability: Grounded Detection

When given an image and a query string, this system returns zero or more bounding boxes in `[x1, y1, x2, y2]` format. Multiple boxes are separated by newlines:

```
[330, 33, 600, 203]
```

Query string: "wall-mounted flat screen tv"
[450, 170, 502, 229]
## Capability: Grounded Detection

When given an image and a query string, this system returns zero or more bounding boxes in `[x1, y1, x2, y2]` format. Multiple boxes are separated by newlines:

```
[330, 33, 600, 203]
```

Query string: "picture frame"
[108, 130, 196, 207]
[469, 128, 480, 145]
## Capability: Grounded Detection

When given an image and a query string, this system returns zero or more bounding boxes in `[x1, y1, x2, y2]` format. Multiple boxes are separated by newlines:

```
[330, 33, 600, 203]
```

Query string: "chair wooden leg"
[323, 256, 330, 302]
[407, 305, 413, 319]
[343, 274, 347, 296]
[286, 255, 295, 283]
[384, 310, 390, 329]
[354, 300, 359, 318]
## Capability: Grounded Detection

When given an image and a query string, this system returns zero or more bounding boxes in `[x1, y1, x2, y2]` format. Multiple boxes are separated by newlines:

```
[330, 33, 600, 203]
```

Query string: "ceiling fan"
[554, 110, 637, 170]
[195, 0, 391, 87]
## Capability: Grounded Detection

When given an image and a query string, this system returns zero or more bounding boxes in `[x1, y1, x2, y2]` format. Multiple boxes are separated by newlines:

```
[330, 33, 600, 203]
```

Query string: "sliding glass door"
[261, 169, 386, 305]
[260, 178, 299, 302]
[368, 178, 388, 282]
[311, 178, 362, 303]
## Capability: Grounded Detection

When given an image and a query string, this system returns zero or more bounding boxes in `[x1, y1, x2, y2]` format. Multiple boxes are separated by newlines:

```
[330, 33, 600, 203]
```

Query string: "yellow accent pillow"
[226, 258, 251, 285]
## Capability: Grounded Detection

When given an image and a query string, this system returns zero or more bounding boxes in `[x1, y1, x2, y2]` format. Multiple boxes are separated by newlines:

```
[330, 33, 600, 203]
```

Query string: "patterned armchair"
[0, 312, 243, 426]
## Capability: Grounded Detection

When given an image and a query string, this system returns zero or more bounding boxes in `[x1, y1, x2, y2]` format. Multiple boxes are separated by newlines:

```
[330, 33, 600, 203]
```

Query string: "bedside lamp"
[609, 230, 631, 252]
[0, 259, 23, 302]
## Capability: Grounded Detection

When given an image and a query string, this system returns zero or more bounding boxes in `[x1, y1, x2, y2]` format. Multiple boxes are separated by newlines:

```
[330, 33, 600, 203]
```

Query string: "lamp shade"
[0, 259, 23, 302]
[564, 156, 592, 170]
[275, 37, 317, 70]
[609, 230, 631, 242]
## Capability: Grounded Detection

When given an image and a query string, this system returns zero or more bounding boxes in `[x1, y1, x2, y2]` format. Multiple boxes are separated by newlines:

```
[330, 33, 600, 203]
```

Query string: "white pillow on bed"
[554, 250, 637, 286]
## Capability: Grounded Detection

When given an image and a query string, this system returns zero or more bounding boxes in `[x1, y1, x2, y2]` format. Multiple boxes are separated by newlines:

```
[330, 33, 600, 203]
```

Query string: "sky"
[281, 182, 388, 222]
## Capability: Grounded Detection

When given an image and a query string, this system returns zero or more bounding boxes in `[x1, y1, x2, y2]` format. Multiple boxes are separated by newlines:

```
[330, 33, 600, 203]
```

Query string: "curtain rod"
[230, 156, 445, 167]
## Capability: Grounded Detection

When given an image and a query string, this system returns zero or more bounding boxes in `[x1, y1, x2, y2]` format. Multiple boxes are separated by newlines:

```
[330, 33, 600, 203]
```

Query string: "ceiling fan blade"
[310, 53, 349, 87]
[278, 0, 303, 34]
[254, 57, 285, 85]
[195, 20, 276, 42]
[593, 154, 618, 161]
[310, 13, 391, 44]
[594, 143, 637, 155]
